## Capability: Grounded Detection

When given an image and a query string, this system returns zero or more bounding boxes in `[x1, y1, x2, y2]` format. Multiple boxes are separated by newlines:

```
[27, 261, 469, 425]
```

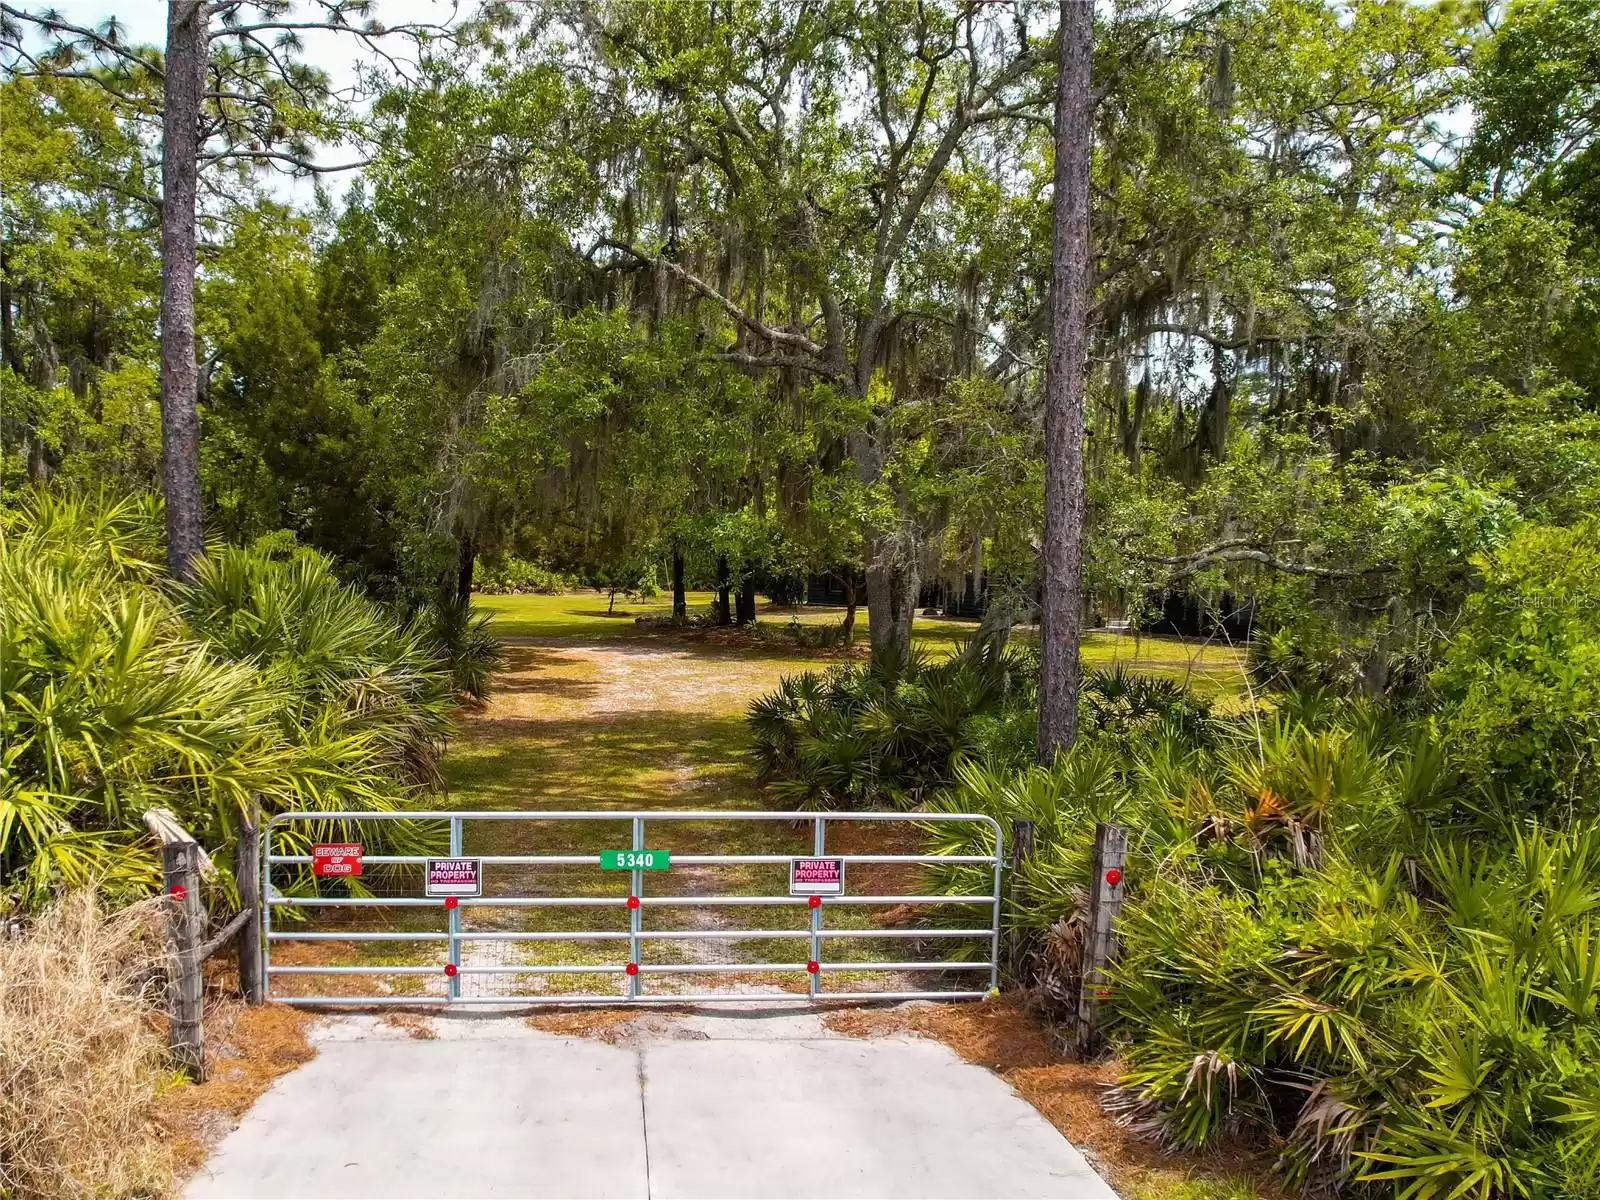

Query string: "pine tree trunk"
[735, 574, 757, 625]
[160, 2, 207, 580]
[841, 574, 858, 646]
[1038, 0, 1093, 763]
[672, 547, 686, 620]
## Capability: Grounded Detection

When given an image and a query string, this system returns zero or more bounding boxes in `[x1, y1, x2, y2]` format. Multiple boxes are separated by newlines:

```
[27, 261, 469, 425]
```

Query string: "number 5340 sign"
[599, 849, 671, 871]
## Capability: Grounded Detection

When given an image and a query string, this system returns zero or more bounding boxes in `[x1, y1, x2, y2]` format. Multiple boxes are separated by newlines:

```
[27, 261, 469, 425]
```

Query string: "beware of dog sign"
[425, 858, 482, 898]
[312, 843, 362, 877]
[789, 857, 845, 896]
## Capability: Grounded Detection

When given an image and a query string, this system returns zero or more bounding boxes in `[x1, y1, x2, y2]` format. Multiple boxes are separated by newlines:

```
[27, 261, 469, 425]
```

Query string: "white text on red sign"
[312, 843, 363, 877]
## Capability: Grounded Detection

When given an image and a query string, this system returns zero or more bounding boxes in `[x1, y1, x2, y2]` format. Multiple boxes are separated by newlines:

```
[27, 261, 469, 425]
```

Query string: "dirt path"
[429, 635, 969, 1003]
[443, 639, 825, 812]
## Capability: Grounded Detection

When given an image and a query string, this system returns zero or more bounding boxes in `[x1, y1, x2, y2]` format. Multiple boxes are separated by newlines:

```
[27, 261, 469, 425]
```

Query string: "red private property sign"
[789, 857, 845, 896]
[425, 857, 483, 898]
[312, 843, 363, 877]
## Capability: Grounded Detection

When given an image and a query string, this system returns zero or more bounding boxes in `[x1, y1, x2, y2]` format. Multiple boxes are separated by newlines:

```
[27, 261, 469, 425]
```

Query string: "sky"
[26, 1, 469, 205]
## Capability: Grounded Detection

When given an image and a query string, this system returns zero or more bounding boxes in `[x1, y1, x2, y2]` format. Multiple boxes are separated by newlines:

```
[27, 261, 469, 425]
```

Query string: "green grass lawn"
[472, 589, 702, 637]
[444, 591, 1250, 839]
[474, 590, 1251, 699]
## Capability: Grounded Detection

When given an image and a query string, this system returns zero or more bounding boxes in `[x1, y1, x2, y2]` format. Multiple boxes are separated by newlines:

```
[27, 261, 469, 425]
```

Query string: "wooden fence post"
[1007, 818, 1037, 983]
[162, 839, 206, 1081]
[236, 818, 264, 1005]
[1075, 821, 1128, 1057]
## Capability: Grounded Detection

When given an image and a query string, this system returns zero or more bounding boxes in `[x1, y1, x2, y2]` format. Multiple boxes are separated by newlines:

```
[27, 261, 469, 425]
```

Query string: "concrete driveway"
[185, 1007, 1118, 1200]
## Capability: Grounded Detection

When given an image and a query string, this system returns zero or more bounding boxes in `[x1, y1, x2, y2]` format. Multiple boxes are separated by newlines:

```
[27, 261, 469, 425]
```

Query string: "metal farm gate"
[262, 810, 1004, 1006]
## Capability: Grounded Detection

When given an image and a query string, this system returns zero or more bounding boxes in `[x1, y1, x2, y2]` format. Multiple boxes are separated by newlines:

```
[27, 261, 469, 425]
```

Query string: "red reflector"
[626, 895, 641, 910]
[1105, 868, 1123, 887]
[806, 960, 820, 974]
[807, 895, 822, 909]
[444, 896, 459, 910]
[444, 963, 458, 977]
[170, 884, 187, 901]
[625, 962, 639, 976]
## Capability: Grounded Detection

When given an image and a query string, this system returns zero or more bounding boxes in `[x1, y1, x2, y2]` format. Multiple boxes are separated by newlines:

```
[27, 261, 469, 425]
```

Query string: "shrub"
[747, 639, 1035, 808]
[1109, 826, 1600, 1200]
[0, 491, 471, 909]
[410, 595, 505, 703]
[1432, 519, 1600, 817]
[746, 618, 855, 649]
[182, 541, 456, 786]
[1083, 664, 1213, 743]
[749, 654, 1213, 811]
[473, 555, 577, 594]
[0, 891, 174, 1199]
[922, 682, 1595, 1199]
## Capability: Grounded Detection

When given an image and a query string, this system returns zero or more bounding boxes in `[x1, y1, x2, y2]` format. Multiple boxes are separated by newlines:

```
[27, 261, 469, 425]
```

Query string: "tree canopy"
[4, 0, 1597, 691]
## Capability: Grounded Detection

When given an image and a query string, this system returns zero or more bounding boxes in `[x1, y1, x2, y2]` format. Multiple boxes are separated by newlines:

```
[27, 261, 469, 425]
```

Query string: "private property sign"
[425, 858, 482, 898]
[312, 843, 362, 877]
[789, 857, 845, 896]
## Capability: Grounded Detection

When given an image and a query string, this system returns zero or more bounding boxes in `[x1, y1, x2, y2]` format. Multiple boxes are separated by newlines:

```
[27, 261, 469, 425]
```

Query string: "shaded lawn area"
[441, 640, 828, 860]
[437, 604, 1248, 896]
[474, 591, 1250, 698]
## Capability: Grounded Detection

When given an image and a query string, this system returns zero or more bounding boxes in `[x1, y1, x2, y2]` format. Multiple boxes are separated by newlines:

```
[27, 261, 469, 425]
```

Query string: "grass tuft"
[0, 891, 174, 1199]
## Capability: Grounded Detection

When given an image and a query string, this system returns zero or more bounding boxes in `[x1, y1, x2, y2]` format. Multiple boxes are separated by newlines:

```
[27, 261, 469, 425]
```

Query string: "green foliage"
[1432, 520, 1600, 816]
[749, 657, 1218, 811]
[474, 556, 578, 595]
[0, 491, 472, 911]
[747, 639, 1035, 809]
[1109, 824, 1600, 1200]
[409, 596, 504, 705]
[180, 538, 456, 787]
[744, 618, 856, 650]
[9, 1, 1598, 691]
[923, 679, 1596, 1198]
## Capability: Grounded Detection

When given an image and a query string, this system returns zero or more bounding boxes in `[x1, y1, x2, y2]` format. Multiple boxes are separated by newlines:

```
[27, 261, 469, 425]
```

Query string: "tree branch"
[9, 59, 156, 110]
[201, 148, 371, 173]
[1140, 541, 1374, 579]
[1133, 323, 1301, 351]
[0, 4, 163, 76]
[600, 239, 826, 358]
[712, 350, 840, 378]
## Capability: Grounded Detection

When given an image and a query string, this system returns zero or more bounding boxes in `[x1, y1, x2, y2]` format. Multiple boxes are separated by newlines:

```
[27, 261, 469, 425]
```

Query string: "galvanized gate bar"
[263, 809, 1003, 1007]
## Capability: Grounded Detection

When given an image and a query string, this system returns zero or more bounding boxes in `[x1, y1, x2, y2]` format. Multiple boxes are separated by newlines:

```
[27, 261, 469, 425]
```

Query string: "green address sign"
[599, 849, 671, 871]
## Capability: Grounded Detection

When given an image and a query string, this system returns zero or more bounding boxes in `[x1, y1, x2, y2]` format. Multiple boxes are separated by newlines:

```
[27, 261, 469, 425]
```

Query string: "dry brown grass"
[824, 999, 1288, 1200]
[379, 1011, 438, 1039]
[527, 1008, 650, 1042]
[0, 891, 175, 1200]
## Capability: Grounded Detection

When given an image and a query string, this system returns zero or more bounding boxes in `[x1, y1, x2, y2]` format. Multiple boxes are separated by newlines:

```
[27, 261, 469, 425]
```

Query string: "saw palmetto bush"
[1109, 825, 1600, 1200]
[749, 655, 1216, 813]
[181, 541, 455, 787]
[410, 594, 504, 704]
[920, 689, 1597, 1199]
[1, 491, 461, 910]
[747, 639, 1036, 809]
